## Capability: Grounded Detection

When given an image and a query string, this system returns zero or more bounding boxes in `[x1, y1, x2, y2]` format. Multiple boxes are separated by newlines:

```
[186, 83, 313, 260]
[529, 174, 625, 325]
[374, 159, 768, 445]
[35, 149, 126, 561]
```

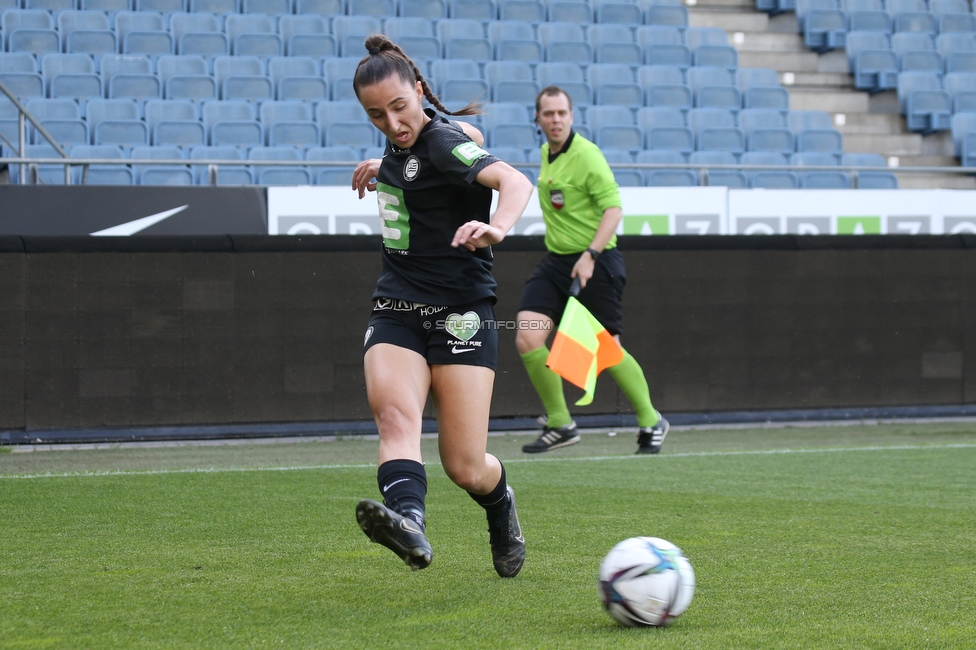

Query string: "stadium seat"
[951, 112, 976, 165]
[588, 63, 641, 107]
[306, 146, 357, 185]
[242, 0, 290, 11]
[203, 99, 262, 146]
[91, 103, 148, 145]
[99, 54, 152, 82]
[57, 10, 110, 36]
[108, 74, 162, 100]
[637, 106, 693, 154]
[430, 59, 489, 103]
[930, 0, 969, 14]
[840, 152, 898, 188]
[69, 144, 132, 185]
[740, 108, 794, 154]
[295, 0, 340, 12]
[325, 121, 376, 149]
[487, 19, 542, 62]
[644, 3, 688, 28]
[188, 145, 251, 184]
[315, 100, 369, 128]
[936, 33, 976, 60]
[499, 0, 546, 23]
[41, 54, 102, 99]
[595, 0, 641, 24]
[536, 62, 593, 106]
[587, 104, 641, 152]
[189, 0, 237, 10]
[130, 145, 192, 185]
[638, 150, 696, 186]
[688, 107, 741, 153]
[638, 65, 691, 109]
[486, 61, 539, 105]
[846, 31, 899, 91]
[795, 128, 843, 155]
[637, 25, 691, 68]
[801, 5, 848, 52]
[939, 13, 976, 33]
[898, 71, 951, 133]
[400, 0, 447, 18]
[793, 151, 849, 188]
[333, 16, 383, 57]
[0, 53, 38, 74]
[249, 146, 310, 185]
[687, 65, 736, 109]
[588, 24, 640, 66]
[260, 100, 319, 147]
[539, 21, 592, 64]
[689, 150, 746, 187]
[743, 151, 797, 187]
[900, 50, 944, 74]
[946, 71, 976, 109]
[548, 1, 592, 23]
[447, 0, 494, 19]
[226, 14, 282, 57]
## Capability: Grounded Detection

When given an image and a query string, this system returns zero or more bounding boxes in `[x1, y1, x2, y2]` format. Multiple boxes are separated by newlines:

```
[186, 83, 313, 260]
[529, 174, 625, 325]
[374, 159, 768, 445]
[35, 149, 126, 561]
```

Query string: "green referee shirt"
[538, 131, 622, 255]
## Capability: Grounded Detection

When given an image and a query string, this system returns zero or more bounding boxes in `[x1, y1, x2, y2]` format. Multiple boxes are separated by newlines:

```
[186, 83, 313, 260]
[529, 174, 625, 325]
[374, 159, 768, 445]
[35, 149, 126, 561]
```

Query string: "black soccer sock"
[377, 459, 427, 527]
[467, 463, 509, 520]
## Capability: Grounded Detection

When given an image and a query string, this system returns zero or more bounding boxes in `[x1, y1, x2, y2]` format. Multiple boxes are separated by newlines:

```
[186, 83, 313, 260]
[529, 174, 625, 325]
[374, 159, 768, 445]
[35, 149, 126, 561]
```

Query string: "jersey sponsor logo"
[451, 142, 489, 167]
[550, 190, 565, 210]
[444, 311, 481, 342]
[450, 346, 476, 354]
[376, 183, 410, 251]
[403, 155, 421, 181]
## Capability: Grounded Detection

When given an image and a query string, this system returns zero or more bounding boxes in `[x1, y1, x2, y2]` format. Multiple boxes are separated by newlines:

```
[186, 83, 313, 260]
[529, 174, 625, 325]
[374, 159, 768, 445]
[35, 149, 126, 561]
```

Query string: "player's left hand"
[452, 221, 505, 251]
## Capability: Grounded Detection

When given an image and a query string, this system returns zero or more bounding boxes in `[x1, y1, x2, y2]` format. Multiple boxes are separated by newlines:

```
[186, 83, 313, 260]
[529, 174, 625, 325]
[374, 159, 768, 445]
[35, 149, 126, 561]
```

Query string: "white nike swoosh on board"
[89, 205, 189, 236]
[451, 347, 476, 354]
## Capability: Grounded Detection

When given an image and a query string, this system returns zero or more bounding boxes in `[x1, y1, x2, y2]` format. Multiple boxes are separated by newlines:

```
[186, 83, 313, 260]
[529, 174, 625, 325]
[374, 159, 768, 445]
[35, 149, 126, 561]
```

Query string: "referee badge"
[550, 189, 565, 210]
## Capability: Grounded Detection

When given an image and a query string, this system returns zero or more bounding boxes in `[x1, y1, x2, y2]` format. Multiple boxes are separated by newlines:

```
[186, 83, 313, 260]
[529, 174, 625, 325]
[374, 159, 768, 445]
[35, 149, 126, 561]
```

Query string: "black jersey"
[372, 109, 500, 306]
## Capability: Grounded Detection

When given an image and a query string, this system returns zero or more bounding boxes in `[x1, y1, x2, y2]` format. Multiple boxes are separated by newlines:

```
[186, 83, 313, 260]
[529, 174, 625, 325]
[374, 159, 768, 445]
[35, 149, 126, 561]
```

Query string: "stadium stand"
[1, 0, 970, 186]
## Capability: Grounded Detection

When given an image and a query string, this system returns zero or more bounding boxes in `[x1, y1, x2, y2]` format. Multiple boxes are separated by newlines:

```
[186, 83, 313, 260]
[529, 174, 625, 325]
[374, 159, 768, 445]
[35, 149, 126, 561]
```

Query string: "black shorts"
[363, 297, 498, 370]
[517, 248, 627, 336]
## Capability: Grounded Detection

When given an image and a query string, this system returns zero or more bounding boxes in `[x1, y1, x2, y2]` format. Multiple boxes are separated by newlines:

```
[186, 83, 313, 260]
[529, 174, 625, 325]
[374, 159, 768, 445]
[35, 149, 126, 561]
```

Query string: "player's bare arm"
[452, 161, 533, 251]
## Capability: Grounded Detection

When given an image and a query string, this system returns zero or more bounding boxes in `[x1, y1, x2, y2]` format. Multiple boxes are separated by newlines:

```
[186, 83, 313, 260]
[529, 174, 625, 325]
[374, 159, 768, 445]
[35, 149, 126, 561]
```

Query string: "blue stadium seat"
[801, 4, 848, 53]
[242, 0, 290, 11]
[347, 0, 396, 16]
[296, 0, 340, 13]
[846, 31, 899, 91]
[178, 32, 230, 57]
[448, 0, 495, 20]
[436, 18, 487, 56]
[840, 152, 898, 188]
[588, 63, 641, 107]
[795, 128, 843, 155]
[0, 72, 45, 98]
[898, 71, 951, 133]
[131, 145, 191, 185]
[951, 112, 976, 165]
[900, 50, 944, 74]
[137, 0, 187, 9]
[737, 68, 790, 110]
[638, 65, 691, 109]
[325, 57, 362, 101]
[70, 144, 132, 185]
[644, 3, 688, 27]
[0, 53, 38, 74]
[147, 105, 205, 146]
[333, 15, 383, 57]
[595, 0, 641, 24]
[189, 0, 237, 9]
[487, 19, 543, 62]
[226, 14, 283, 57]
[42, 53, 102, 99]
[483, 102, 531, 147]
[115, 11, 165, 39]
[123, 31, 174, 56]
[539, 21, 591, 64]
[9, 30, 61, 54]
[588, 24, 640, 66]
[250, 146, 311, 185]
[946, 71, 976, 109]
[686, 27, 738, 69]
[637, 106, 693, 154]
[400, 0, 447, 18]
[486, 61, 539, 105]
[158, 54, 208, 79]
[20, 143, 68, 184]
[892, 32, 935, 57]
[743, 151, 797, 187]
[430, 59, 489, 103]
[25, 0, 74, 9]
[936, 33, 976, 60]
[315, 100, 369, 127]
[108, 74, 162, 100]
[688, 106, 741, 152]
[546, 1, 589, 24]
[930, 0, 969, 14]
[586, 104, 640, 152]
[99, 54, 151, 82]
[277, 16, 333, 56]
[499, 0, 546, 23]
[189, 145, 250, 184]
[793, 151, 849, 188]
[689, 150, 746, 187]
[848, 10, 891, 32]
[306, 146, 357, 185]
[946, 51, 976, 74]
[536, 62, 593, 106]
[260, 100, 319, 147]
[66, 31, 117, 54]
[203, 99, 262, 146]
[638, 150, 696, 186]
[26, 98, 82, 121]
[788, 110, 833, 133]
[171, 11, 224, 40]
[325, 122, 376, 149]
[740, 108, 794, 154]
[89, 98, 147, 145]
[885, 0, 927, 15]
[637, 25, 691, 68]
[939, 13, 976, 33]
[57, 10, 110, 36]
[687, 65, 736, 108]
[894, 11, 937, 34]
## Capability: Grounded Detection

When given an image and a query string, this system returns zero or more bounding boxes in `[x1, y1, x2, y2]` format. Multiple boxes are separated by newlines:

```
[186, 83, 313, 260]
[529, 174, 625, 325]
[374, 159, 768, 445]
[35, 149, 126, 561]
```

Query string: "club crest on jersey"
[403, 155, 421, 181]
[550, 190, 565, 210]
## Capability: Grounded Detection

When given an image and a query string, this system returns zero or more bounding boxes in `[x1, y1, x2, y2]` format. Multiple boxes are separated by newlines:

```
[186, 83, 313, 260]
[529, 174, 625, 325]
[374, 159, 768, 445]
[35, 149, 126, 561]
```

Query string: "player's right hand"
[352, 158, 382, 199]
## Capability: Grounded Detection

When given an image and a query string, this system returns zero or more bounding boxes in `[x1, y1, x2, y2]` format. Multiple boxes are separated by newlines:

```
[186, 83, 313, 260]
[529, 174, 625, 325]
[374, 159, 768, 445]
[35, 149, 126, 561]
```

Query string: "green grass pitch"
[2, 422, 975, 649]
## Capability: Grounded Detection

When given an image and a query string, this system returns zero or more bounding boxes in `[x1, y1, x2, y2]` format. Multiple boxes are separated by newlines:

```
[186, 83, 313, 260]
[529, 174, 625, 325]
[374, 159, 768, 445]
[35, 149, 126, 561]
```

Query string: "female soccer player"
[349, 35, 534, 577]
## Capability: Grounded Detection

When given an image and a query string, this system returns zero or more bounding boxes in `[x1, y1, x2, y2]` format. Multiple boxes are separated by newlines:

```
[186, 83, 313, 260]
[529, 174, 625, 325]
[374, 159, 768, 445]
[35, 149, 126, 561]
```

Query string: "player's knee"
[373, 404, 419, 439]
[441, 461, 482, 492]
[515, 327, 545, 354]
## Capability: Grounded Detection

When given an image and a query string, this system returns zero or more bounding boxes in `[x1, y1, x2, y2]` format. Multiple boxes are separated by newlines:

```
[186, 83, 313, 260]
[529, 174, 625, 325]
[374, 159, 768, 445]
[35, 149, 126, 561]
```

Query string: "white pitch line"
[2, 442, 975, 481]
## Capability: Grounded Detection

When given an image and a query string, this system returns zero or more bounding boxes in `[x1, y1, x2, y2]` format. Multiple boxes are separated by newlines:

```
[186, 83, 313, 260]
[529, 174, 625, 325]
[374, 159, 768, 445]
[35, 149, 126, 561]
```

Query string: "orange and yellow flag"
[546, 297, 624, 406]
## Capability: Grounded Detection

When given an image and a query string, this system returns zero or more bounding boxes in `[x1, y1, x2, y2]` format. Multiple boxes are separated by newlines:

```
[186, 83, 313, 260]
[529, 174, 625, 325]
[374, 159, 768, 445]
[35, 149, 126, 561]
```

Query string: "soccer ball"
[597, 537, 696, 627]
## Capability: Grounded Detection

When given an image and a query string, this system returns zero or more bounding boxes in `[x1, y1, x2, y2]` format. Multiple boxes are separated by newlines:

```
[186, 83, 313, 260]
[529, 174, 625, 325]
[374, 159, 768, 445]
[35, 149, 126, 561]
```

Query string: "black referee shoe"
[521, 421, 580, 453]
[356, 499, 432, 571]
[487, 486, 525, 578]
[636, 413, 669, 454]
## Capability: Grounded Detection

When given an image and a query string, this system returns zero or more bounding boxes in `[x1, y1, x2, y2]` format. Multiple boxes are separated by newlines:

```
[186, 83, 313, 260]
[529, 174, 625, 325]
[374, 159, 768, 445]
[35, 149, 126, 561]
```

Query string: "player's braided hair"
[354, 34, 482, 116]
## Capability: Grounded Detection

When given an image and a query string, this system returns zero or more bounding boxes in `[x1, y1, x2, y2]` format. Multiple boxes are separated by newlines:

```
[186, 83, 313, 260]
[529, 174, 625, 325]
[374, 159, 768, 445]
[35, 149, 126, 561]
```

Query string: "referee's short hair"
[535, 86, 573, 114]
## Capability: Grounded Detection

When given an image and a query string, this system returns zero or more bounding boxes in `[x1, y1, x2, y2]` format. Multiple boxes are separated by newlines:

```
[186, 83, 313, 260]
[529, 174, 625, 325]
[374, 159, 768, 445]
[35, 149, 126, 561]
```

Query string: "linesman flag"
[546, 279, 624, 406]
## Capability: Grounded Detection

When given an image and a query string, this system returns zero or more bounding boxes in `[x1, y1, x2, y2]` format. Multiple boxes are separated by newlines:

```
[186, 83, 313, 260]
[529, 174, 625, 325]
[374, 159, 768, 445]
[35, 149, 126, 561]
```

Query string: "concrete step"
[894, 154, 961, 167]
[790, 89, 870, 112]
[766, 11, 799, 32]
[844, 133, 924, 155]
[895, 173, 976, 189]
[867, 92, 901, 115]
[781, 71, 852, 89]
[688, 9, 770, 31]
[738, 48, 849, 72]
[835, 113, 905, 135]
[732, 31, 807, 52]
[920, 131, 956, 156]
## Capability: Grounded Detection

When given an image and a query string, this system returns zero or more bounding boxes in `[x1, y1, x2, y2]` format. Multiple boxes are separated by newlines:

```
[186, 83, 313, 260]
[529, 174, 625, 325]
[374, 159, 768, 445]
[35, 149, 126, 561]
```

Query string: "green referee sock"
[608, 349, 660, 428]
[520, 347, 573, 429]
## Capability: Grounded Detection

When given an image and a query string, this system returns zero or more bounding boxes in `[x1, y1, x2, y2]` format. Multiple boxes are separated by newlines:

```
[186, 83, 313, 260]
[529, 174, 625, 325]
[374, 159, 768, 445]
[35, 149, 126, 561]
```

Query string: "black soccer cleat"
[356, 499, 432, 571]
[636, 412, 669, 455]
[521, 421, 580, 453]
[487, 486, 525, 578]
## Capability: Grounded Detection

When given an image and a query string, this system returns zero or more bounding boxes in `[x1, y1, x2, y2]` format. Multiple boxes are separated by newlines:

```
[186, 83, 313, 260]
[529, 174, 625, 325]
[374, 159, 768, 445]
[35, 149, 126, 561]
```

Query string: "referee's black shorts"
[517, 248, 627, 336]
